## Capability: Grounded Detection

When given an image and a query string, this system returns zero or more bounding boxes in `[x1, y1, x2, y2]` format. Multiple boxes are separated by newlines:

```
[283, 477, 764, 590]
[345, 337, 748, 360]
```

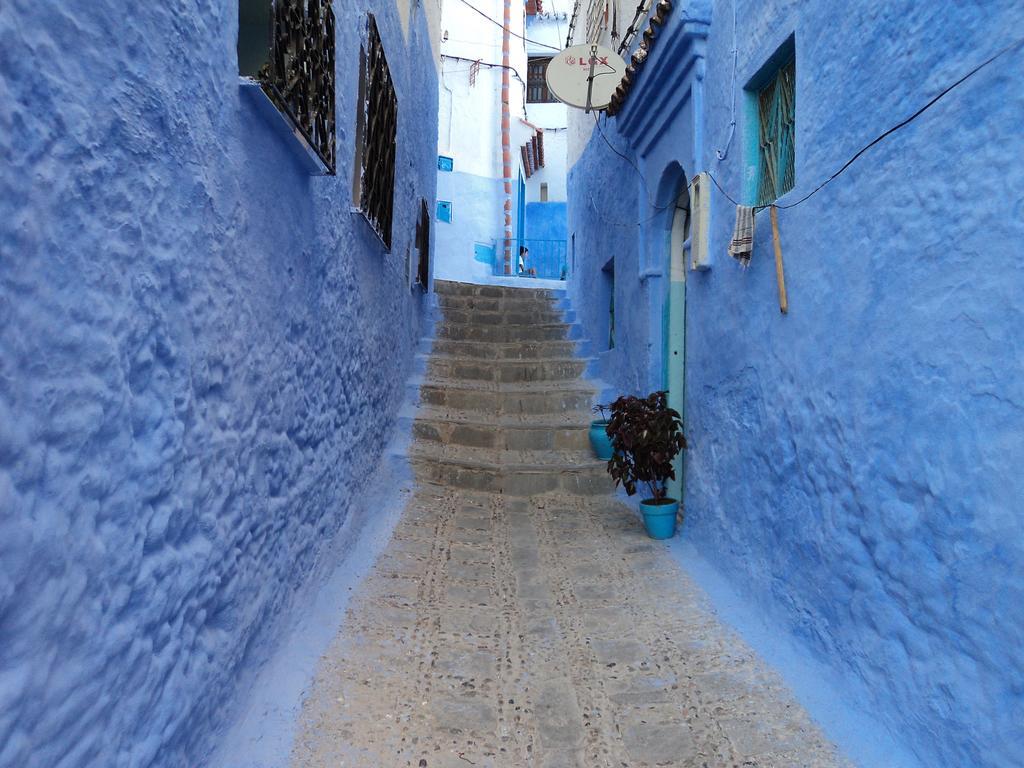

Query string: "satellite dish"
[545, 43, 626, 111]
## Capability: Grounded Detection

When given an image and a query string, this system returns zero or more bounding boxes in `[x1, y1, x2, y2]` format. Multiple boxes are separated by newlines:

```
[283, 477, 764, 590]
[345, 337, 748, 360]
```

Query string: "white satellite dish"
[545, 43, 626, 112]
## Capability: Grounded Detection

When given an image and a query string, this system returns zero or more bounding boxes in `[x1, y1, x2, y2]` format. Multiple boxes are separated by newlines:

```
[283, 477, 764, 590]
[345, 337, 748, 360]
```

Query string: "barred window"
[527, 58, 557, 103]
[755, 56, 796, 207]
[352, 14, 398, 248]
[238, 0, 336, 174]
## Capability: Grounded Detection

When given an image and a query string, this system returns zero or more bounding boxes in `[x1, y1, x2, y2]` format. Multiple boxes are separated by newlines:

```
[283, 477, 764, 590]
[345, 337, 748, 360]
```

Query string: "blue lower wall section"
[0, 3, 437, 767]
[568, 2, 1024, 766]
[525, 201, 567, 242]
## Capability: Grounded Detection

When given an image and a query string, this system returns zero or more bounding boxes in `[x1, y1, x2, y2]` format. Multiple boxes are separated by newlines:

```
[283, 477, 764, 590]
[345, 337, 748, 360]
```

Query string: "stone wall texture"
[567, 2, 1024, 765]
[0, 2, 438, 766]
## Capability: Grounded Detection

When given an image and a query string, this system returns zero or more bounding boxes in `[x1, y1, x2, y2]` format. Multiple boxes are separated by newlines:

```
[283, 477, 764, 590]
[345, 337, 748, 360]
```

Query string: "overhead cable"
[616, 0, 651, 55]
[441, 54, 529, 112]
[454, 0, 562, 51]
[591, 34, 1023, 228]
[564, 0, 580, 47]
[709, 34, 1024, 212]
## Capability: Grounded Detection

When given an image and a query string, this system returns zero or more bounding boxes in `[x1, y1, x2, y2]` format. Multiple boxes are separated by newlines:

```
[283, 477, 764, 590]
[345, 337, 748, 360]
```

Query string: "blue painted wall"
[0, 2, 437, 767]
[568, 2, 1024, 766]
[525, 201, 567, 242]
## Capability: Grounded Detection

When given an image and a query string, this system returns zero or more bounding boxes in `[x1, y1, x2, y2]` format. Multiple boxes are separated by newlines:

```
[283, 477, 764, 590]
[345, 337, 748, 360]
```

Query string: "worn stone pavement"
[289, 282, 849, 768]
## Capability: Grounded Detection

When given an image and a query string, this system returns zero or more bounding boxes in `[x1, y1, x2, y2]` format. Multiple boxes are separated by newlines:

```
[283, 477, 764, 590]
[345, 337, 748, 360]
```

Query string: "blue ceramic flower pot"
[639, 499, 679, 539]
[589, 419, 614, 460]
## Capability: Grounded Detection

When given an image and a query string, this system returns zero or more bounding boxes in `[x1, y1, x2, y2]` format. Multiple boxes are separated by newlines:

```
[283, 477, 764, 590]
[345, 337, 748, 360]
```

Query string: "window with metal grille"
[352, 14, 398, 248]
[755, 56, 795, 207]
[238, 0, 337, 174]
[527, 57, 557, 103]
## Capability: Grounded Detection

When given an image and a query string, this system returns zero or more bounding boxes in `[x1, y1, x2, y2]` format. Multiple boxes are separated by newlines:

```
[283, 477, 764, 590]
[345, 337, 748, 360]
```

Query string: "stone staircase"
[405, 280, 612, 497]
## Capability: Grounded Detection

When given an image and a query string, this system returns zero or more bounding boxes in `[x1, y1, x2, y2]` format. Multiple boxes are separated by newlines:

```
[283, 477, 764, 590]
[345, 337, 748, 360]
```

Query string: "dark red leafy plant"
[603, 391, 687, 504]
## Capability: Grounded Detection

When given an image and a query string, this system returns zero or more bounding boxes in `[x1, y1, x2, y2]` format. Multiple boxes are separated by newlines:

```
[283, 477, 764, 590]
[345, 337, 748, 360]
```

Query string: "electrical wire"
[775, 34, 1024, 210]
[591, 112, 687, 228]
[441, 54, 528, 83]
[616, 0, 651, 55]
[548, 0, 564, 51]
[441, 54, 529, 113]
[590, 30, 1022, 227]
[454, 0, 562, 51]
[708, 34, 1024, 212]
[565, 0, 580, 48]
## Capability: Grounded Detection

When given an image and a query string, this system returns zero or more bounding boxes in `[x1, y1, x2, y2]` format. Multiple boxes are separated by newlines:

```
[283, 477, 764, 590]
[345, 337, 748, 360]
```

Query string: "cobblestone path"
[290, 282, 848, 768]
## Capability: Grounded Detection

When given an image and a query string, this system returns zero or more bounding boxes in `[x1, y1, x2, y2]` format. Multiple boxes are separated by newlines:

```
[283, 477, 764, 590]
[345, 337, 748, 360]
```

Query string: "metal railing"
[492, 239, 568, 281]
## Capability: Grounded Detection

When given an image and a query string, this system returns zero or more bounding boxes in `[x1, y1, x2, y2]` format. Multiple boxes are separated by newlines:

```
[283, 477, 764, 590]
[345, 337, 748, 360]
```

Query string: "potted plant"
[604, 391, 687, 539]
[589, 403, 615, 460]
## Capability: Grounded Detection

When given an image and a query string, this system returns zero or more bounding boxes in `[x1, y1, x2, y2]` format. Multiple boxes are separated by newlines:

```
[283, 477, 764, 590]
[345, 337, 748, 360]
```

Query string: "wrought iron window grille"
[755, 56, 796, 207]
[352, 14, 399, 250]
[238, 0, 337, 174]
[527, 57, 557, 103]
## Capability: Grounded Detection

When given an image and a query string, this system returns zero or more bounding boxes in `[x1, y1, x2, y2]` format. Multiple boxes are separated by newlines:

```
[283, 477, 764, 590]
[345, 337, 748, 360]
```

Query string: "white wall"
[436, 0, 533, 282]
[439, 60, 501, 178]
[526, 128, 567, 201]
[439, 0, 528, 178]
[522, 7, 569, 204]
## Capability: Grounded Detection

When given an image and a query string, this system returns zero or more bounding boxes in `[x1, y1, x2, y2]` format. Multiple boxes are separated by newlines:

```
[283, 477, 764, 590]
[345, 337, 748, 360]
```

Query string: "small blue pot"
[640, 499, 679, 540]
[589, 419, 614, 460]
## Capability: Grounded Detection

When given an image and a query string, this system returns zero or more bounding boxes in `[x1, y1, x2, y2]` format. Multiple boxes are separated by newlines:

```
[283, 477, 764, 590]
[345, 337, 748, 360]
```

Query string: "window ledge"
[349, 207, 391, 251]
[239, 77, 332, 176]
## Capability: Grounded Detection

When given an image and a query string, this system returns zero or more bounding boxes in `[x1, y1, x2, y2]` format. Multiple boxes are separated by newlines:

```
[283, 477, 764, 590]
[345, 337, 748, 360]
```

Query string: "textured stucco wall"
[567, 119, 660, 394]
[0, 2, 438, 767]
[567, 2, 1024, 766]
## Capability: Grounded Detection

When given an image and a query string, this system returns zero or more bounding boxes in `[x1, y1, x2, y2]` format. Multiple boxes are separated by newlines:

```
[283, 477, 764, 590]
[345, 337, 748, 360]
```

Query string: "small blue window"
[436, 200, 453, 223]
[437, 155, 454, 172]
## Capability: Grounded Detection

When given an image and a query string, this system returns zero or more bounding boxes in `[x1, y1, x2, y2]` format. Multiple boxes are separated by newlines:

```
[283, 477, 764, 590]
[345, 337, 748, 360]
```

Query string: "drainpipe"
[501, 0, 513, 274]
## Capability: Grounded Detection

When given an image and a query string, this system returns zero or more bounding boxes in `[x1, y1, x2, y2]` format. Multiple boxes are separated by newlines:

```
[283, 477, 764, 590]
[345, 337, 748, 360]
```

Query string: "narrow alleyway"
[289, 282, 848, 768]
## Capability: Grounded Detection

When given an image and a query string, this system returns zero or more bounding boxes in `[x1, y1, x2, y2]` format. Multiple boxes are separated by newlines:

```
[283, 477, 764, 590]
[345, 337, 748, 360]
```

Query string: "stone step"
[436, 322, 573, 343]
[422, 355, 589, 384]
[410, 454, 612, 496]
[434, 280, 564, 300]
[429, 338, 584, 360]
[410, 441, 596, 469]
[401, 402, 592, 428]
[416, 382, 595, 416]
[438, 306, 574, 326]
[436, 294, 570, 313]
[412, 414, 590, 450]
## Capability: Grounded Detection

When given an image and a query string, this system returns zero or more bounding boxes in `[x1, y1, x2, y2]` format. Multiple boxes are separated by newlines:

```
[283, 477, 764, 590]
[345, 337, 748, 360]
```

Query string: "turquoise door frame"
[664, 189, 689, 503]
